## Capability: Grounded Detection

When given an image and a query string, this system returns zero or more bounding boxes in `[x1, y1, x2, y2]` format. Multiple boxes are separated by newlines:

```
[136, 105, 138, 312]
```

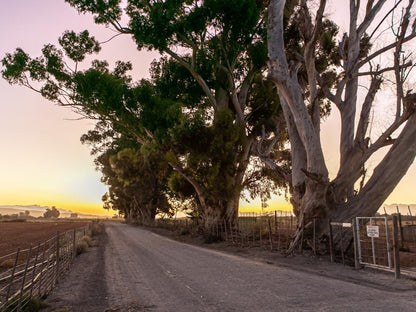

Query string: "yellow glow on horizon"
[0, 193, 113, 217]
[239, 196, 292, 213]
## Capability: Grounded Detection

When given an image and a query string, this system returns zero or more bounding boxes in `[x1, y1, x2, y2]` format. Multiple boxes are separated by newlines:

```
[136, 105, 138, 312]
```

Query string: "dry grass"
[91, 222, 102, 237]
[0, 258, 15, 269]
[81, 235, 92, 247]
[76, 241, 89, 255]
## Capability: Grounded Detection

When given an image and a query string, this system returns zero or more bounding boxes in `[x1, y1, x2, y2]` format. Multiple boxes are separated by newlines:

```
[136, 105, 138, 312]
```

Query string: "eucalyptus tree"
[121, 0, 282, 229]
[2, 0, 289, 231]
[267, 0, 416, 250]
[96, 145, 172, 223]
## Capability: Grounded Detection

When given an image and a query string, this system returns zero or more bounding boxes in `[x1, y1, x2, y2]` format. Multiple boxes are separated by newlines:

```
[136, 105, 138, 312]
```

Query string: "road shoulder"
[42, 229, 108, 312]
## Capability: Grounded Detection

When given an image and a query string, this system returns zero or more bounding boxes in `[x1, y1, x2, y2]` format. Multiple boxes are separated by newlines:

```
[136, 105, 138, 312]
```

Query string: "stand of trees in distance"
[2, 0, 416, 250]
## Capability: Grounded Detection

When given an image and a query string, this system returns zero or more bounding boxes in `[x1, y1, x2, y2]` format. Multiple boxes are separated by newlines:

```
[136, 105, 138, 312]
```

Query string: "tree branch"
[356, 32, 416, 70]
[164, 48, 217, 109]
[355, 75, 382, 145]
[356, 0, 387, 38]
[357, 61, 412, 77]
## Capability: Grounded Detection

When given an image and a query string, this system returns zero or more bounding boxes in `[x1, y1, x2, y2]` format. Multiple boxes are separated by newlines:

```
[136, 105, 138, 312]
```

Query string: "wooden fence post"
[72, 228, 76, 260]
[328, 219, 334, 263]
[393, 215, 401, 279]
[259, 216, 262, 248]
[339, 225, 345, 265]
[299, 213, 305, 254]
[396, 206, 404, 247]
[274, 211, 277, 233]
[268, 218, 273, 251]
[224, 219, 228, 241]
[313, 218, 316, 256]
[229, 220, 234, 244]
[55, 231, 60, 285]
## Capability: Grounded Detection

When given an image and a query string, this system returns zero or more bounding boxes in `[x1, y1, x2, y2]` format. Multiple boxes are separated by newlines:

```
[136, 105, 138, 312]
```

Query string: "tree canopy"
[2, 0, 415, 248]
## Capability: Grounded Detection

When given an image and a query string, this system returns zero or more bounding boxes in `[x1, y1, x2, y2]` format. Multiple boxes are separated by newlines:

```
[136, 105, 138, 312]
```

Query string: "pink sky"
[0, 1, 414, 216]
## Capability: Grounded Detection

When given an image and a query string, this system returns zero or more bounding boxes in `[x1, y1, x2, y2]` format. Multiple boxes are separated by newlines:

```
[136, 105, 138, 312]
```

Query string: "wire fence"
[156, 210, 298, 252]
[0, 223, 92, 312]
[155, 208, 416, 276]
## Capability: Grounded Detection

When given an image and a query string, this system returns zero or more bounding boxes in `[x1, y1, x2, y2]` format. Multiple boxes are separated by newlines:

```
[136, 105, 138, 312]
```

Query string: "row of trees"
[2, 0, 416, 248]
[0, 207, 60, 220]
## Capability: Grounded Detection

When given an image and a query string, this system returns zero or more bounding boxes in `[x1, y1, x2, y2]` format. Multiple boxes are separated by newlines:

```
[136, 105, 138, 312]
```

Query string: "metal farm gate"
[355, 217, 392, 269]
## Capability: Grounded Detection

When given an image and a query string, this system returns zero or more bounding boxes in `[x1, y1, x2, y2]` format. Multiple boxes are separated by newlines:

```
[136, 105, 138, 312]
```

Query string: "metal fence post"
[38, 240, 47, 297]
[370, 218, 376, 265]
[409, 206, 414, 225]
[352, 218, 360, 269]
[18, 245, 32, 311]
[392, 215, 401, 279]
[384, 216, 392, 269]
[29, 243, 41, 297]
[5, 248, 20, 302]
[55, 231, 60, 285]
[356, 218, 362, 264]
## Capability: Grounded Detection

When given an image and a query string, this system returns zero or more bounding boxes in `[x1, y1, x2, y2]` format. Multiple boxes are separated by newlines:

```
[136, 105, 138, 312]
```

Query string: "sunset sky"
[0, 1, 415, 216]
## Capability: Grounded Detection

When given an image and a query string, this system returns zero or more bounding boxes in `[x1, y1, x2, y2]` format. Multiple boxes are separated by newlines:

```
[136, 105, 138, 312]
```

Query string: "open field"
[0, 221, 89, 257]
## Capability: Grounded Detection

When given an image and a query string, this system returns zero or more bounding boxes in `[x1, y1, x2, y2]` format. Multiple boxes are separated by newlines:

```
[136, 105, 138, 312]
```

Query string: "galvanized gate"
[356, 217, 392, 269]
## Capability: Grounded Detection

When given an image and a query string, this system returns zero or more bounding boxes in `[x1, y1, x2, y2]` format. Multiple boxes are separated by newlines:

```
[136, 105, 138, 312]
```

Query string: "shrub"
[204, 233, 223, 244]
[3, 294, 48, 312]
[91, 222, 101, 236]
[178, 227, 191, 236]
[0, 259, 15, 269]
[76, 241, 89, 255]
[81, 235, 92, 247]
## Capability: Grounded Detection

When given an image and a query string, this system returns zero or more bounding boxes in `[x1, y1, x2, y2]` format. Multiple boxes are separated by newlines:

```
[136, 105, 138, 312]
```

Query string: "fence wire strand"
[0, 223, 92, 312]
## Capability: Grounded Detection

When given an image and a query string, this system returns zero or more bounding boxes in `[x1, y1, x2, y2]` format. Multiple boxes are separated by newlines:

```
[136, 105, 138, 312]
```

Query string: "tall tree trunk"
[333, 114, 416, 221]
[203, 195, 240, 233]
[267, 0, 416, 253]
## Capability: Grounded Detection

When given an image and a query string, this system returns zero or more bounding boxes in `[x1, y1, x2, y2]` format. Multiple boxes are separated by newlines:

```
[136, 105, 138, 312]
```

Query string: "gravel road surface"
[45, 222, 416, 311]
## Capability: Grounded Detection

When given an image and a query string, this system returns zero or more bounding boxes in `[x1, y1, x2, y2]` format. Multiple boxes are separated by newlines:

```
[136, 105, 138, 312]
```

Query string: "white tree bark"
[267, 0, 416, 251]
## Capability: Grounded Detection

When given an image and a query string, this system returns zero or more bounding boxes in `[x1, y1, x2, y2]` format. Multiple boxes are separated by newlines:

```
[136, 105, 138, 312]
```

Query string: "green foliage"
[4, 294, 48, 312]
[1, 0, 343, 228]
[65, 0, 123, 25]
[43, 206, 60, 218]
[2, 48, 30, 84]
[168, 172, 195, 198]
[97, 142, 173, 221]
[59, 30, 101, 62]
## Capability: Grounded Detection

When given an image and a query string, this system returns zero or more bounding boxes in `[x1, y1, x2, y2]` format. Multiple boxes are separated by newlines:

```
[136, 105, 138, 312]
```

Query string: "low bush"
[204, 233, 223, 244]
[81, 235, 92, 247]
[91, 222, 101, 236]
[0, 259, 15, 269]
[178, 227, 191, 236]
[76, 241, 89, 255]
[3, 294, 48, 312]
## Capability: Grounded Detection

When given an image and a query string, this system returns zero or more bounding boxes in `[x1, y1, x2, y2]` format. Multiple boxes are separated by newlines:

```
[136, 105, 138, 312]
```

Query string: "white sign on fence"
[366, 225, 379, 238]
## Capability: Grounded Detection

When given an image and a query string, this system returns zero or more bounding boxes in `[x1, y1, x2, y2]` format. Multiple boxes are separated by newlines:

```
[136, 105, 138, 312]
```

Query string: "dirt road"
[45, 222, 416, 311]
